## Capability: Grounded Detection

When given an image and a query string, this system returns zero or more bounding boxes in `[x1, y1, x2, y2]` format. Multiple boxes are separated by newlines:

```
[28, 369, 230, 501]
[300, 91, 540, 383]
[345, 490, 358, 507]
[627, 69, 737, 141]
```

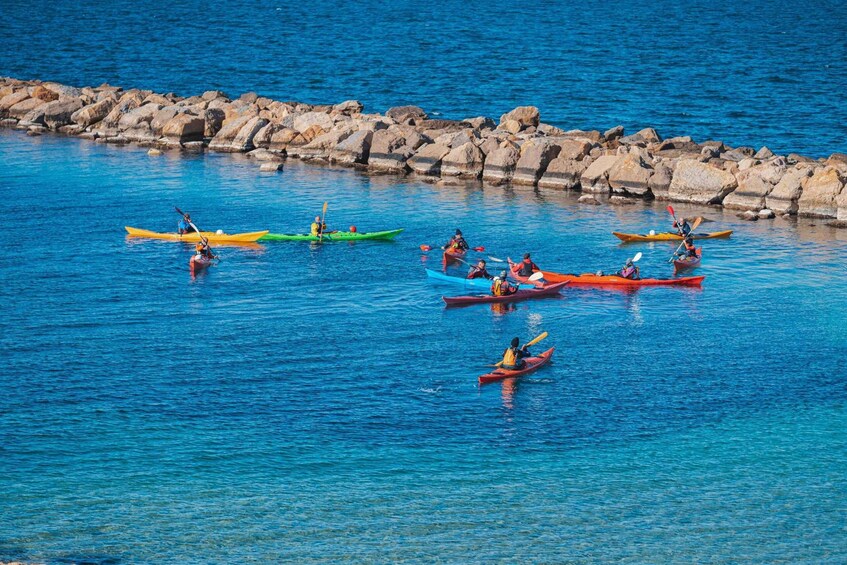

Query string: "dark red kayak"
[189, 254, 213, 274]
[442, 281, 567, 306]
[673, 249, 702, 271]
[479, 347, 555, 384]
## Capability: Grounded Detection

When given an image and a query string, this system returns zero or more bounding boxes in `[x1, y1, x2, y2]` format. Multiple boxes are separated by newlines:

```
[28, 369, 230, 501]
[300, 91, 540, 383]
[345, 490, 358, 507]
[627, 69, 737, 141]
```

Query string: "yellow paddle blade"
[691, 217, 702, 232]
[526, 331, 548, 347]
[322, 201, 328, 216]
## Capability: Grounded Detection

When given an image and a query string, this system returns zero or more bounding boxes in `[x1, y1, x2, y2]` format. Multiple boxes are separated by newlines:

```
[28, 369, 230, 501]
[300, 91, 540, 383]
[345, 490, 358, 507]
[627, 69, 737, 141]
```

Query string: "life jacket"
[502, 347, 520, 368]
[620, 265, 638, 279]
[468, 266, 488, 279]
[311, 222, 325, 236]
[517, 259, 536, 277]
[684, 240, 696, 253]
[450, 236, 468, 251]
[491, 278, 510, 296]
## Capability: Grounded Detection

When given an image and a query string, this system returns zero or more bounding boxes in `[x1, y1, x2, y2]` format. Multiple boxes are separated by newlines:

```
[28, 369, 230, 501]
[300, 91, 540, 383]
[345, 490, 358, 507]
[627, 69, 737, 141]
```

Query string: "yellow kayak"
[125, 227, 269, 243]
[613, 230, 733, 242]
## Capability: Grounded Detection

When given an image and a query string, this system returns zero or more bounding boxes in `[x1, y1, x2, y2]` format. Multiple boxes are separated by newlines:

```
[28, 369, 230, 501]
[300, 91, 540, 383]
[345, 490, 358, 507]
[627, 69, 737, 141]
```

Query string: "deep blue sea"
[2, 2, 847, 562]
[2, 0, 847, 157]
[1, 131, 846, 562]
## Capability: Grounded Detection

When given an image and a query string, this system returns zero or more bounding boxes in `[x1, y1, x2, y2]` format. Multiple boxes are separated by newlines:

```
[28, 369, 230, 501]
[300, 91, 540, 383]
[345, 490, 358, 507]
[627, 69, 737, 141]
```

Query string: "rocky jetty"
[2, 76, 846, 220]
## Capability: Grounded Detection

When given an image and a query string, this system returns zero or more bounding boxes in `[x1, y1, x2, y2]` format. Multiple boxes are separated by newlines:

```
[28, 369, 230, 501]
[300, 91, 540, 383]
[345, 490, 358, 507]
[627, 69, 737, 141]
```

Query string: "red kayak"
[479, 347, 555, 384]
[443, 248, 467, 266]
[540, 271, 704, 287]
[443, 281, 568, 306]
[189, 254, 213, 274]
[673, 249, 702, 271]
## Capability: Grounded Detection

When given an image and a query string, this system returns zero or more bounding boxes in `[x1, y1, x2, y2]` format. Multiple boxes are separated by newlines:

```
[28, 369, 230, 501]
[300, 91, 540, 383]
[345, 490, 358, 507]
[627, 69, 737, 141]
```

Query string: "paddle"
[175, 206, 218, 259]
[667, 205, 681, 235]
[493, 331, 549, 368]
[319, 201, 328, 242]
[669, 217, 702, 262]
[420, 244, 485, 252]
[487, 255, 506, 263]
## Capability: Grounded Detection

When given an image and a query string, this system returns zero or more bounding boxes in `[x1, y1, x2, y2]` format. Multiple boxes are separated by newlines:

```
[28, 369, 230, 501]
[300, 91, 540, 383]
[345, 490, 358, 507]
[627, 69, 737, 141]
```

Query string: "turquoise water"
[2, 0, 846, 156]
[1, 131, 846, 562]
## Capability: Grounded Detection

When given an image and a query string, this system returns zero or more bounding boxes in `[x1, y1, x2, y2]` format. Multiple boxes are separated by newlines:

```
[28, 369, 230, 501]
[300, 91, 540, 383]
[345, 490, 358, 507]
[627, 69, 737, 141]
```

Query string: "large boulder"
[332, 100, 363, 115]
[538, 157, 587, 190]
[513, 142, 561, 185]
[293, 111, 333, 133]
[765, 165, 813, 215]
[556, 139, 592, 161]
[150, 107, 181, 134]
[619, 127, 660, 145]
[268, 127, 301, 151]
[209, 116, 267, 152]
[648, 162, 674, 199]
[668, 160, 737, 204]
[100, 91, 146, 127]
[608, 153, 654, 196]
[251, 122, 282, 149]
[31, 85, 59, 102]
[723, 160, 787, 210]
[440, 141, 484, 178]
[580, 154, 619, 194]
[0, 90, 31, 116]
[117, 103, 162, 130]
[386, 105, 427, 124]
[368, 129, 414, 173]
[498, 106, 539, 131]
[330, 129, 373, 166]
[296, 126, 355, 161]
[202, 108, 226, 137]
[798, 166, 845, 218]
[71, 97, 116, 128]
[8, 97, 45, 119]
[19, 98, 82, 128]
[482, 145, 520, 184]
[161, 114, 205, 145]
[407, 143, 451, 176]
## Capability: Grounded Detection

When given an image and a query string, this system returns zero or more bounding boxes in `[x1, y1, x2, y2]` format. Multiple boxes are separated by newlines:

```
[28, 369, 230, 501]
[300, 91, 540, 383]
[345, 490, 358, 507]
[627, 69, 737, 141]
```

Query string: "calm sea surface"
[1, 131, 846, 562]
[1, 0, 846, 156]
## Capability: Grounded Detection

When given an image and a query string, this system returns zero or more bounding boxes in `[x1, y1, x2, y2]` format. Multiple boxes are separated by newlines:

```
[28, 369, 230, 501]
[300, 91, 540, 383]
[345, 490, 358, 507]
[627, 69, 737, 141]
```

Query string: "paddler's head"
[500, 270, 508, 279]
[195, 243, 203, 251]
[523, 253, 531, 260]
[511, 337, 520, 348]
[315, 216, 321, 222]
[455, 229, 462, 236]
[477, 260, 486, 267]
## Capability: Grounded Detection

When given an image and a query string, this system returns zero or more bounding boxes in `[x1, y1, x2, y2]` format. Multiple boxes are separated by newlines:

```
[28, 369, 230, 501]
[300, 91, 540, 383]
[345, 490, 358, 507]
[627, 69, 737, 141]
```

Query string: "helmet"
[455, 229, 463, 235]
[349, 225, 357, 233]
[649, 229, 656, 236]
[216, 229, 223, 235]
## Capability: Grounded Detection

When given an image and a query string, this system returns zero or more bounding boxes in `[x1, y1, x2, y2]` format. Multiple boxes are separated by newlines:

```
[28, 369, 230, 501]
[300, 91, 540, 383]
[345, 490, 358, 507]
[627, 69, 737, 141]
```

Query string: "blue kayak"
[425, 268, 537, 290]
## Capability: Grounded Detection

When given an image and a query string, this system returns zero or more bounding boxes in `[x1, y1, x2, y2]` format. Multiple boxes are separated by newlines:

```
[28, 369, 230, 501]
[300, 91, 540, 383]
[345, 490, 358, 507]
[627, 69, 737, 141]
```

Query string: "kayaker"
[195, 241, 214, 260]
[673, 217, 692, 237]
[511, 253, 540, 277]
[310, 215, 327, 237]
[680, 235, 699, 258]
[445, 229, 469, 252]
[618, 258, 640, 280]
[178, 213, 196, 234]
[501, 337, 531, 370]
[491, 271, 518, 296]
[467, 259, 493, 280]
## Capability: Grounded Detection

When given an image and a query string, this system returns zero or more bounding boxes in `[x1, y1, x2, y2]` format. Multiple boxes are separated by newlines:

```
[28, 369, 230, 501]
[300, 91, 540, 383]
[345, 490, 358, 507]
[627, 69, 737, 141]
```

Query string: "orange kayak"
[541, 271, 704, 287]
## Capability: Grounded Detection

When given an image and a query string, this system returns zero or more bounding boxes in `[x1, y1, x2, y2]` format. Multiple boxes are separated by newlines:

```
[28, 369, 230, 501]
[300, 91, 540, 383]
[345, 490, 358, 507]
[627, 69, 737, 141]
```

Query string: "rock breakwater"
[3, 77, 847, 221]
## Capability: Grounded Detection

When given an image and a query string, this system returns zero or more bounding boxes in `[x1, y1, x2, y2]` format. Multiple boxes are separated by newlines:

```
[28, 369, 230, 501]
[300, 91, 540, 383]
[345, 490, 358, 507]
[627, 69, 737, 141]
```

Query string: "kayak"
[479, 347, 555, 384]
[259, 228, 403, 242]
[425, 268, 537, 290]
[189, 254, 212, 274]
[126, 227, 268, 243]
[443, 248, 467, 266]
[673, 250, 702, 270]
[443, 282, 568, 306]
[540, 271, 704, 287]
[613, 230, 732, 242]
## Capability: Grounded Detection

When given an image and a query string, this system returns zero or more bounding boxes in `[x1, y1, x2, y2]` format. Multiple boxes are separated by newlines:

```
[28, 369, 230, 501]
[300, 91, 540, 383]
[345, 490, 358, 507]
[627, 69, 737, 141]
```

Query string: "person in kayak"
[673, 217, 692, 236]
[618, 258, 640, 280]
[511, 253, 540, 277]
[467, 259, 493, 280]
[680, 235, 699, 258]
[491, 271, 518, 296]
[195, 241, 215, 260]
[310, 216, 327, 237]
[178, 213, 197, 234]
[501, 337, 531, 370]
[445, 229, 469, 252]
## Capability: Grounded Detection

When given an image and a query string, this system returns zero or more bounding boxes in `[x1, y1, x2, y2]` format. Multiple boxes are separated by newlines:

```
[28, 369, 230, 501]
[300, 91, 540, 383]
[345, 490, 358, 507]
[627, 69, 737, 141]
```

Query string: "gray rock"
[578, 194, 601, 205]
[259, 162, 283, 172]
[580, 154, 619, 194]
[668, 160, 737, 204]
[766, 166, 813, 215]
[209, 116, 267, 152]
[499, 106, 540, 130]
[538, 157, 587, 190]
[608, 153, 654, 196]
[161, 114, 206, 145]
[724, 160, 787, 210]
[758, 208, 775, 219]
[368, 129, 414, 173]
[609, 195, 637, 205]
[462, 116, 496, 130]
[330, 129, 373, 166]
[386, 105, 427, 124]
[754, 146, 775, 159]
[8, 97, 45, 119]
[407, 143, 451, 176]
[513, 142, 561, 185]
[482, 146, 520, 184]
[293, 111, 333, 133]
[441, 141, 484, 178]
[117, 103, 162, 130]
[603, 125, 624, 141]
[798, 166, 844, 218]
[332, 100, 363, 115]
[71, 97, 116, 128]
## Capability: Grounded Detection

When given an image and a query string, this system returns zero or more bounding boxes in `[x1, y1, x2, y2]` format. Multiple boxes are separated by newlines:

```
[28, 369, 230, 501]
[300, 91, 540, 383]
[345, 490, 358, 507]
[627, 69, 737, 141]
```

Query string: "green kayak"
[258, 228, 404, 242]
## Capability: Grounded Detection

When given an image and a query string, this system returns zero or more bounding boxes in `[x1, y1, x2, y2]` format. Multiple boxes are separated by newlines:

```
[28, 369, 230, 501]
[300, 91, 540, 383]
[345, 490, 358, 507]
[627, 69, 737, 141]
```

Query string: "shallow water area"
[0, 131, 846, 562]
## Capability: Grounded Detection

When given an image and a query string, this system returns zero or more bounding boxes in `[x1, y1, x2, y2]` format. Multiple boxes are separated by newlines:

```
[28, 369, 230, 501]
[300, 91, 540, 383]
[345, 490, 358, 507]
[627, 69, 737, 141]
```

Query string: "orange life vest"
[491, 278, 510, 296]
